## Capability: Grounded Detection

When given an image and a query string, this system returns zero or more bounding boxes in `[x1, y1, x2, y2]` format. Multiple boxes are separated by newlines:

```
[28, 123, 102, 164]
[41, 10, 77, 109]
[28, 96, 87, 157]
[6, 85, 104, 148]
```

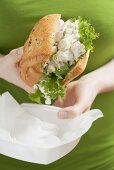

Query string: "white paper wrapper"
[0, 92, 103, 164]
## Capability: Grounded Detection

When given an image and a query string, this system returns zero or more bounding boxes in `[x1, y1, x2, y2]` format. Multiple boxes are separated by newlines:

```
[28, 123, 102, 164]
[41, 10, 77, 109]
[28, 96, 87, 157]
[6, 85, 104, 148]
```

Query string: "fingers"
[58, 104, 81, 119]
[15, 80, 35, 93]
[20, 84, 35, 93]
[58, 101, 90, 119]
[9, 47, 23, 62]
[54, 96, 63, 107]
[1, 47, 35, 93]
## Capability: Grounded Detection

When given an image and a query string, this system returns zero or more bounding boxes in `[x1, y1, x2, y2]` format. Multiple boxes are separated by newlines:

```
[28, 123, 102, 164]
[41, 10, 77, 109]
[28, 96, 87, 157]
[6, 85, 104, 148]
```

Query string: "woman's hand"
[54, 58, 114, 119]
[54, 75, 99, 119]
[0, 47, 34, 93]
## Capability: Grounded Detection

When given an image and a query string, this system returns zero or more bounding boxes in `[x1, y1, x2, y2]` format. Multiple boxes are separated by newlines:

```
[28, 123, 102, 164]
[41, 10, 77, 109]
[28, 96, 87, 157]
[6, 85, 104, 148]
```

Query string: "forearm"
[86, 59, 114, 94]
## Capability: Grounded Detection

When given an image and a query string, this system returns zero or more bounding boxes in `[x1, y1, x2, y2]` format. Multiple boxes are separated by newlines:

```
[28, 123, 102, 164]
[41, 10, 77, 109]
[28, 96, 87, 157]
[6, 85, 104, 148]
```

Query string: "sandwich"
[19, 14, 99, 104]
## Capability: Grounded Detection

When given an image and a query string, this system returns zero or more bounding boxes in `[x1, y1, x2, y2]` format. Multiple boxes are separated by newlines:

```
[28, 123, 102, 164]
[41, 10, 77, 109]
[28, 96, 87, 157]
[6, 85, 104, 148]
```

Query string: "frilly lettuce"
[29, 73, 65, 104]
[78, 17, 99, 51]
[70, 17, 99, 50]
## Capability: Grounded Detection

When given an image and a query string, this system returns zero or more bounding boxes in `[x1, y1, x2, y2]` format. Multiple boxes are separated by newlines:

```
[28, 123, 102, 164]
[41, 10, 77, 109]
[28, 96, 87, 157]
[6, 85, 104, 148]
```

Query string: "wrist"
[80, 71, 102, 95]
[81, 61, 114, 94]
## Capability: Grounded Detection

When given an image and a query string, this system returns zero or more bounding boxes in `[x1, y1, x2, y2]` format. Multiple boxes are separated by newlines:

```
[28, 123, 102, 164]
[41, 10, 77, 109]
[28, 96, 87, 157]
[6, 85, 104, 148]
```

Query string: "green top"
[0, 0, 114, 169]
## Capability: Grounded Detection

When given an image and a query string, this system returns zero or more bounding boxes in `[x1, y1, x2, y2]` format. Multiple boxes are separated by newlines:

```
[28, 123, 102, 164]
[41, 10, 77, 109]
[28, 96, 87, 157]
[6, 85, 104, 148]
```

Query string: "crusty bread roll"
[19, 14, 61, 86]
[62, 50, 90, 85]
[19, 14, 89, 87]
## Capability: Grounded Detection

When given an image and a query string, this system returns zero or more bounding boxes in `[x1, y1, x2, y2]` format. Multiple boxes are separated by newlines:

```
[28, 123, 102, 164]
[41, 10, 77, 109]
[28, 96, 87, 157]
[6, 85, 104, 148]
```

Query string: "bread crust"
[19, 14, 90, 87]
[62, 50, 90, 85]
[19, 14, 61, 86]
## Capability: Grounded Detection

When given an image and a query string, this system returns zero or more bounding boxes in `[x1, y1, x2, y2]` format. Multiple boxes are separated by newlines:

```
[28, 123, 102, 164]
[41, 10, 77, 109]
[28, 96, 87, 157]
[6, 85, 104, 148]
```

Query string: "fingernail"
[58, 111, 67, 119]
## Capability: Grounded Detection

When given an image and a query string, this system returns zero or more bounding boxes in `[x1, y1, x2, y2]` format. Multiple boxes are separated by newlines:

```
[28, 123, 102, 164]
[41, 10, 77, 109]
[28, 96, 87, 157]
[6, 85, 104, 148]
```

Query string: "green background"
[0, 0, 114, 169]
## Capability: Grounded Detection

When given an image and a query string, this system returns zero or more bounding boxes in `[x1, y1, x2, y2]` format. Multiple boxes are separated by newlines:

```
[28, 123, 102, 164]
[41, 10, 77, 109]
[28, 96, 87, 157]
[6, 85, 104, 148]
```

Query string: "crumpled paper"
[0, 92, 103, 164]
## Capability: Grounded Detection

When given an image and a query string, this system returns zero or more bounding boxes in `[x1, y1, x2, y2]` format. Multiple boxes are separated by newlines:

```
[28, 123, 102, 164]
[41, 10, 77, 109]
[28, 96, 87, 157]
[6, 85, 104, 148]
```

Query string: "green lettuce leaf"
[41, 73, 65, 99]
[70, 17, 99, 51]
[78, 17, 99, 51]
[54, 63, 71, 79]
[69, 17, 76, 22]
[29, 88, 44, 104]
[29, 73, 66, 104]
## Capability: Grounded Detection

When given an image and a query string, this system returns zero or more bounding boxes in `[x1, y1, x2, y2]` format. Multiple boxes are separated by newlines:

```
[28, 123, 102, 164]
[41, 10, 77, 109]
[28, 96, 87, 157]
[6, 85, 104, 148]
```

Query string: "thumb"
[9, 47, 23, 62]
[53, 96, 63, 107]
[17, 81, 35, 93]
[58, 101, 89, 119]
